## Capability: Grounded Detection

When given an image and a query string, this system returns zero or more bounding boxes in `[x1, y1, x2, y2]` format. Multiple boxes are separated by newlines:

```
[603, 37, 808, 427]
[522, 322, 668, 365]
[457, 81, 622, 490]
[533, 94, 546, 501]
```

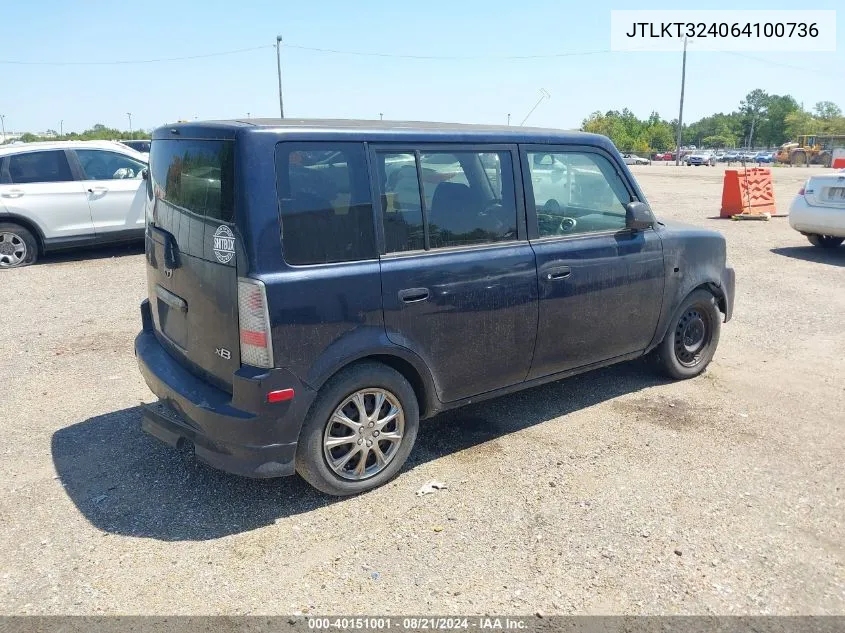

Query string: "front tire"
[655, 290, 722, 380]
[808, 234, 845, 249]
[0, 223, 38, 269]
[295, 362, 419, 496]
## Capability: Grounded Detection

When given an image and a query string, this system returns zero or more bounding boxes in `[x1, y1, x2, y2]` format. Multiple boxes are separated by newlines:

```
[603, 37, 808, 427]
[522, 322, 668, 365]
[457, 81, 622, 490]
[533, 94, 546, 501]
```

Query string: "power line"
[0, 45, 273, 66]
[281, 43, 623, 61]
[722, 51, 840, 77]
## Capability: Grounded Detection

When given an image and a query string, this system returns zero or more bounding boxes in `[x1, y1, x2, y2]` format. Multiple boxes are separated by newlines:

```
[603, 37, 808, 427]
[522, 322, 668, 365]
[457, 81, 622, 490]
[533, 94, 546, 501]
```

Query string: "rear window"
[275, 142, 376, 266]
[124, 140, 151, 153]
[150, 139, 234, 222]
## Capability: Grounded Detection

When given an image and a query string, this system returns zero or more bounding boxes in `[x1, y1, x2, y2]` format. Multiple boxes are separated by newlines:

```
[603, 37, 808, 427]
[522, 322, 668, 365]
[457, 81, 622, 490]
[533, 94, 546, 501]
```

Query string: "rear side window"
[6, 150, 73, 184]
[275, 142, 376, 266]
[150, 140, 234, 222]
[376, 149, 517, 252]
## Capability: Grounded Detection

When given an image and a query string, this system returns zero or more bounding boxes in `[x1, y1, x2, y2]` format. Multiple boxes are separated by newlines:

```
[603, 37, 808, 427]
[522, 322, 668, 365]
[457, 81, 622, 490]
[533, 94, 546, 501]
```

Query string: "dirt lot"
[1, 164, 843, 615]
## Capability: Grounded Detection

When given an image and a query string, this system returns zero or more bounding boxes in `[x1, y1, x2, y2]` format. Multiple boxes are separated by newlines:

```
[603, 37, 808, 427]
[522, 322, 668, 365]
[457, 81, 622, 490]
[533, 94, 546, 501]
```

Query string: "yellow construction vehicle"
[776, 135, 845, 167]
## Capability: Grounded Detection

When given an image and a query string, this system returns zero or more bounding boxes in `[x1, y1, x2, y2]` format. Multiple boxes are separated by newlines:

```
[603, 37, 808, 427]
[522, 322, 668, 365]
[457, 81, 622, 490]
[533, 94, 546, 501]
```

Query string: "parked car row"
[719, 150, 775, 163]
[648, 150, 778, 164]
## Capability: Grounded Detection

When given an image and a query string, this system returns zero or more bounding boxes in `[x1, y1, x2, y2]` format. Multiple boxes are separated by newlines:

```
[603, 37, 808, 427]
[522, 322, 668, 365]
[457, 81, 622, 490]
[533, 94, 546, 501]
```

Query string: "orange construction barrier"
[720, 168, 777, 218]
[832, 149, 845, 169]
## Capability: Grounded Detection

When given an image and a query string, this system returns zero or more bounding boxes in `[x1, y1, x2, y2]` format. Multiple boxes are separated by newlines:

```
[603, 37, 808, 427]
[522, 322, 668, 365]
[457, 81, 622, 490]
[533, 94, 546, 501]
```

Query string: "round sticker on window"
[213, 225, 235, 264]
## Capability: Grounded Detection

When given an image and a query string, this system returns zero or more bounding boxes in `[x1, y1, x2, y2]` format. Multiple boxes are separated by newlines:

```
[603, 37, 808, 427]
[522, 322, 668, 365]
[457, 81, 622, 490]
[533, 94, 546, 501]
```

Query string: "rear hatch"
[145, 138, 241, 391]
[805, 173, 845, 208]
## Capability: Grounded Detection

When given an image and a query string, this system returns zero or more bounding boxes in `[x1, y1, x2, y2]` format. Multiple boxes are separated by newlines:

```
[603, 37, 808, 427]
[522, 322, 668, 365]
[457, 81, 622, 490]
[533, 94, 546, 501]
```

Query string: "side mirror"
[141, 168, 149, 181]
[625, 201, 655, 231]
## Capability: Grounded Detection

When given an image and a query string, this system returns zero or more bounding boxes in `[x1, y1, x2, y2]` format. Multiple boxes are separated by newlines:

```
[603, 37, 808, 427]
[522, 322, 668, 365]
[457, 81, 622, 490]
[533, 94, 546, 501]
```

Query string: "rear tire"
[808, 235, 845, 249]
[0, 223, 38, 269]
[655, 289, 722, 380]
[295, 362, 419, 496]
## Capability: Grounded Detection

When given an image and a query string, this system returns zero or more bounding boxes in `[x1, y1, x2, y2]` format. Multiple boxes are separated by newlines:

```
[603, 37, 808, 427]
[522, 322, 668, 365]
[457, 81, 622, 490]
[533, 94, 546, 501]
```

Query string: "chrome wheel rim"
[323, 388, 405, 481]
[674, 308, 711, 367]
[0, 232, 27, 268]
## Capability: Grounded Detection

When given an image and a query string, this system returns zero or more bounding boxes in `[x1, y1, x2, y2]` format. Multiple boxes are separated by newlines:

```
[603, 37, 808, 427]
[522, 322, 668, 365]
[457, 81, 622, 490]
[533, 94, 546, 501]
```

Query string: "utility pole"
[276, 35, 285, 118]
[379, 113, 383, 120]
[0, 114, 5, 143]
[60, 120, 63, 136]
[247, 112, 251, 119]
[507, 113, 511, 126]
[675, 37, 688, 166]
[127, 112, 133, 135]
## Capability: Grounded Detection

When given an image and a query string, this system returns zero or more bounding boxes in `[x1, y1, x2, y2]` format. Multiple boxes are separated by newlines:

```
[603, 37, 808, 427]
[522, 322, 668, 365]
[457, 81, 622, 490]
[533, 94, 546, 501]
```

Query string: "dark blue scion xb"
[135, 119, 735, 495]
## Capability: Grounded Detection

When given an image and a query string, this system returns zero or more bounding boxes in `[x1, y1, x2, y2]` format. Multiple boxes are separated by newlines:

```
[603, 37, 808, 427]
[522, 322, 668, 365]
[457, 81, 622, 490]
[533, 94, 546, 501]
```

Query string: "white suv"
[0, 140, 147, 268]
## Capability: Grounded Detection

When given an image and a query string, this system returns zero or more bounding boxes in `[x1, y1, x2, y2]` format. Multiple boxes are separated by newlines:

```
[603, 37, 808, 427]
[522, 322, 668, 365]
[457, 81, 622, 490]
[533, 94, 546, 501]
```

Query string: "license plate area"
[155, 297, 188, 350]
[827, 187, 845, 201]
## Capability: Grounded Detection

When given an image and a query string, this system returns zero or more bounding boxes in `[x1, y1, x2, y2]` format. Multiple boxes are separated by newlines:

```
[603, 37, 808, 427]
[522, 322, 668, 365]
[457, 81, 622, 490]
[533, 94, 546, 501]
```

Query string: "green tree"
[739, 89, 770, 147]
[757, 94, 799, 147]
[814, 101, 842, 120]
[784, 110, 818, 139]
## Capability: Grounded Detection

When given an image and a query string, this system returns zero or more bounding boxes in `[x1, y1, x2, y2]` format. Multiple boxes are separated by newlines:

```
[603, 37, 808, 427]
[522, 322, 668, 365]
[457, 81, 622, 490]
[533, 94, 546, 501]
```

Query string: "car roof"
[152, 118, 614, 149]
[0, 139, 147, 160]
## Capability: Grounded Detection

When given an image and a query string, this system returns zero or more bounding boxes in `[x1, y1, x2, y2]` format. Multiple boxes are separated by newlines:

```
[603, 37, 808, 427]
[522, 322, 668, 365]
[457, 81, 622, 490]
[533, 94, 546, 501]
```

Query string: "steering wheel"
[477, 202, 517, 239]
[543, 199, 577, 233]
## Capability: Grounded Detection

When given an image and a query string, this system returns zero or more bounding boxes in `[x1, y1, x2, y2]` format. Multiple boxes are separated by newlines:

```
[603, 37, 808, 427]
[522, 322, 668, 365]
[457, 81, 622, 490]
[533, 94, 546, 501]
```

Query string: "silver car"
[622, 153, 651, 165]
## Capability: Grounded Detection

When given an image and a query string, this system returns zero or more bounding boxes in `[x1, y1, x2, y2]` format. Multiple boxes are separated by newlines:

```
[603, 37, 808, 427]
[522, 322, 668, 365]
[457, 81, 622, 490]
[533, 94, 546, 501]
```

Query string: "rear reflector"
[267, 388, 295, 403]
[237, 278, 273, 368]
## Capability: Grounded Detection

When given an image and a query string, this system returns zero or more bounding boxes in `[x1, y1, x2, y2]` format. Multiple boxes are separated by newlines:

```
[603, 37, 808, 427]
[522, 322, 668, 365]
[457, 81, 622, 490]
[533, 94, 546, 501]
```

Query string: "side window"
[422, 151, 516, 248]
[275, 142, 376, 266]
[7, 150, 73, 184]
[528, 151, 631, 237]
[377, 149, 518, 252]
[76, 150, 146, 181]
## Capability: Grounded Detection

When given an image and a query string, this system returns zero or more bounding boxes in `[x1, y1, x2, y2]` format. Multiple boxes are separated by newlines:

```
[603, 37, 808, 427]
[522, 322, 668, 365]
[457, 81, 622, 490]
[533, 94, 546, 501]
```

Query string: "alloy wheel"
[323, 388, 405, 480]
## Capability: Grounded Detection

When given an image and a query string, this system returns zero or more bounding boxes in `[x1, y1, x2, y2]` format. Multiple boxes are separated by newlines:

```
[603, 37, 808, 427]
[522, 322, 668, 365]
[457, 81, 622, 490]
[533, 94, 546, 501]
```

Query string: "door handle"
[1, 189, 24, 198]
[155, 285, 188, 312]
[398, 287, 429, 303]
[545, 266, 571, 281]
[87, 186, 108, 193]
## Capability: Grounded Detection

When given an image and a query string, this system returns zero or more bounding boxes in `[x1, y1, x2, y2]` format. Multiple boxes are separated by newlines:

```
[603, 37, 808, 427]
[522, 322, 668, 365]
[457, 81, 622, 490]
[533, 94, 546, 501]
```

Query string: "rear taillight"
[799, 180, 809, 196]
[237, 278, 273, 368]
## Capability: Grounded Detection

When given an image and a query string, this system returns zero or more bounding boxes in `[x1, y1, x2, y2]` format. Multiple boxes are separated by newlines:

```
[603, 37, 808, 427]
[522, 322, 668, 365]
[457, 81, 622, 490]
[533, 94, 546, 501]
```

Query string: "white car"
[685, 151, 716, 167]
[622, 153, 651, 165]
[0, 140, 147, 268]
[789, 170, 845, 248]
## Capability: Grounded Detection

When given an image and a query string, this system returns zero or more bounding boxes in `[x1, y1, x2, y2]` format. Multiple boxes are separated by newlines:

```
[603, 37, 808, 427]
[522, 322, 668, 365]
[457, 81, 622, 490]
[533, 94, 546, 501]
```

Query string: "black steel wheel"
[655, 289, 722, 380]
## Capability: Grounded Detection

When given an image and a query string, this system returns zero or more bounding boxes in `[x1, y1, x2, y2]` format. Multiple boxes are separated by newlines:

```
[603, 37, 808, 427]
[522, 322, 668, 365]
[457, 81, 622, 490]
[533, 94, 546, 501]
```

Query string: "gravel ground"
[1, 164, 843, 615]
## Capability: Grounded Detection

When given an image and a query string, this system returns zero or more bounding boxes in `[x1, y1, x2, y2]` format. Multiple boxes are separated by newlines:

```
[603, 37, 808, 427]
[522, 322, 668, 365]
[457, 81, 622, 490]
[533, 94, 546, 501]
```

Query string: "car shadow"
[52, 359, 668, 541]
[771, 246, 845, 268]
[39, 241, 144, 265]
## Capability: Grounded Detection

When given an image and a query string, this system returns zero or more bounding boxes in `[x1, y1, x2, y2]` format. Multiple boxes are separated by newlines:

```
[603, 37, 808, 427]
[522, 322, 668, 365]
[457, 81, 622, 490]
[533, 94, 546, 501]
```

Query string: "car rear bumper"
[789, 195, 845, 237]
[135, 299, 316, 478]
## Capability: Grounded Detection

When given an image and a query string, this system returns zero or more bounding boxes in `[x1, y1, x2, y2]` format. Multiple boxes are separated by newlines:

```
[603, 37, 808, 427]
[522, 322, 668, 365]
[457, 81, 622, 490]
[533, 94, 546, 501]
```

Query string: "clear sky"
[1, 0, 842, 134]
